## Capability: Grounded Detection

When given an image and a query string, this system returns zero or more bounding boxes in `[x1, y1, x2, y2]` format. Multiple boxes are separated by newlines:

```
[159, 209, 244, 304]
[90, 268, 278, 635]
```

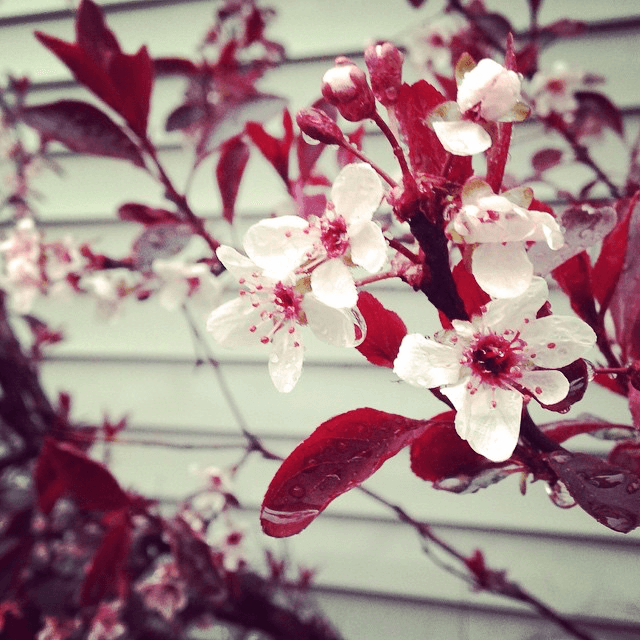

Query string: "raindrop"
[316, 474, 341, 492]
[269, 353, 280, 363]
[591, 505, 636, 533]
[627, 477, 640, 494]
[288, 485, 306, 498]
[546, 481, 577, 508]
[261, 507, 319, 526]
[578, 471, 626, 489]
[335, 440, 349, 453]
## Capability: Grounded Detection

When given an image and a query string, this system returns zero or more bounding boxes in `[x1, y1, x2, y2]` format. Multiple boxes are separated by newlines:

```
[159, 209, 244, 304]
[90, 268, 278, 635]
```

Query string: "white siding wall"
[2, 1, 640, 638]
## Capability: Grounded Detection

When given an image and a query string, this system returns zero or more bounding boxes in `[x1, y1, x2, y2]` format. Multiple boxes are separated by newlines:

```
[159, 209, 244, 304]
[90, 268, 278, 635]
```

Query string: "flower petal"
[521, 315, 596, 369]
[444, 383, 523, 462]
[519, 369, 569, 405]
[393, 333, 462, 388]
[216, 245, 258, 281]
[331, 163, 383, 224]
[268, 327, 304, 393]
[311, 259, 357, 308]
[303, 295, 365, 347]
[481, 276, 548, 332]
[432, 120, 492, 156]
[206, 297, 260, 348]
[473, 242, 533, 298]
[349, 221, 387, 273]
[243, 216, 314, 278]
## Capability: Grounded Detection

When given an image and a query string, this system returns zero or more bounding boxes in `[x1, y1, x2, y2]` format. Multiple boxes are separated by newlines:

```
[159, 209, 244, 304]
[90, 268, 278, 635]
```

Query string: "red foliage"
[261, 408, 432, 537]
[216, 136, 251, 224]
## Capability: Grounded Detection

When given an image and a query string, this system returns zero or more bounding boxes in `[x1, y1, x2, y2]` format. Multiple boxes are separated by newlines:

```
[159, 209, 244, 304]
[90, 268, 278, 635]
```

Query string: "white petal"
[268, 328, 304, 393]
[445, 383, 523, 462]
[432, 120, 492, 156]
[349, 221, 387, 273]
[481, 276, 548, 332]
[519, 369, 569, 405]
[303, 295, 365, 347]
[393, 333, 462, 388]
[243, 216, 314, 278]
[216, 245, 259, 281]
[206, 297, 260, 348]
[473, 242, 533, 298]
[521, 315, 596, 368]
[311, 259, 357, 308]
[331, 163, 384, 224]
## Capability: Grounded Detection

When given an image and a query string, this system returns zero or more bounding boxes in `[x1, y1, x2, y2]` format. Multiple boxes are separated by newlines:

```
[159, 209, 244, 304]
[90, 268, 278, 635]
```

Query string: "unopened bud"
[364, 42, 404, 106]
[296, 107, 345, 145]
[321, 57, 376, 122]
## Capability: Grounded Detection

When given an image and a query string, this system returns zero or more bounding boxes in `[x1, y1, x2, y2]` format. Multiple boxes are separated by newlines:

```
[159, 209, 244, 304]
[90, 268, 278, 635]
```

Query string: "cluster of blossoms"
[207, 162, 387, 392]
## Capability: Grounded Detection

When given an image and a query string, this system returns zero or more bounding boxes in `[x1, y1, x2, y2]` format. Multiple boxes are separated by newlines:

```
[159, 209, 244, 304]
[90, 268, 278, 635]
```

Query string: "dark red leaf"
[35, 438, 130, 513]
[35, 0, 153, 137]
[540, 416, 635, 444]
[531, 148, 563, 173]
[452, 260, 490, 319]
[574, 91, 624, 137]
[165, 103, 207, 132]
[132, 223, 192, 270]
[545, 450, 640, 533]
[245, 109, 293, 186]
[551, 251, 597, 327]
[153, 57, 199, 76]
[80, 512, 131, 606]
[515, 42, 539, 77]
[609, 442, 640, 475]
[355, 291, 407, 368]
[118, 203, 182, 226]
[536, 359, 590, 413]
[337, 125, 366, 168]
[504, 32, 517, 72]
[216, 136, 251, 224]
[593, 194, 638, 312]
[261, 408, 431, 537]
[21, 100, 144, 167]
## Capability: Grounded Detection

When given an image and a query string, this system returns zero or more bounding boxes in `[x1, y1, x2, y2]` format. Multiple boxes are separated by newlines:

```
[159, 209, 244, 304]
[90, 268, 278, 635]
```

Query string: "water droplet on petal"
[289, 485, 306, 498]
[261, 507, 320, 526]
[316, 474, 341, 492]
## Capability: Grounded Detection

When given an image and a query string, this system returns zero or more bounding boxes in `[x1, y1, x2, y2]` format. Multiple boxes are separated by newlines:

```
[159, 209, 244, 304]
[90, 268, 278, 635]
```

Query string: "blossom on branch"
[430, 57, 529, 156]
[449, 178, 564, 298]
[393, 278, 596, 461]
[206, 243, 365, 393]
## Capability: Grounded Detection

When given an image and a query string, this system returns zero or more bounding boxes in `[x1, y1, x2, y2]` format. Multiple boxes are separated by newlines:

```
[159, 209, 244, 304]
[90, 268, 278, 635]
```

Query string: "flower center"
[320, 216, 349, 258]
[272, 281, 303, 320]
[468, 334, 522, 383]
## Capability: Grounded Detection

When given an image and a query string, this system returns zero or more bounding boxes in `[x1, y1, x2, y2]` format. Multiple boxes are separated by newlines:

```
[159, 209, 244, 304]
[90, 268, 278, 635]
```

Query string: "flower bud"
[295, 107, 345, 145]
[364, 42, 404, 106]
[321, 57, 376, 122]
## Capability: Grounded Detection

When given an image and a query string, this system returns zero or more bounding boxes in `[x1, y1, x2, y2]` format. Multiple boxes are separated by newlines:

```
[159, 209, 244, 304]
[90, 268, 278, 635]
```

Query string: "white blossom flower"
[394, 278, 596, 461]
[450, 178, 564, 298]
[206, 245, 365, 393]
[430, 57, 529, 156]
[307, 163, 387, 308]
[529, 61, 595, 118]
[151, 258, 222, 314]
[240, 163, 387, 309]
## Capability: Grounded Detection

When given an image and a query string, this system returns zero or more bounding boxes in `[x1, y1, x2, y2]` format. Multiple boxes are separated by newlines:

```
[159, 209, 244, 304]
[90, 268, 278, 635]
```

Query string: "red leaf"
[545, 450, 640, 533]
[536, 359, 590, 413]
[485, 121, 513, 192]
[153, 57, 199, 77]
[593, 194, 638, 312]
[80, 512, 131, 606]
[245, 109, 293, 186]
[355, 291, 407, 368]
[604, 195, 640, 361]
[609, 442, 640, 475]
[551, 251, 597, 327]
[504, 32, 517, 72]
[118, 203, 182, 226]
[35, 0, 153, 137]
[132, 224, 192, 270]
[531, 148, 563, 173]
[452, 261, 490, 319]
[261, 408, 431, 537]
[35, 438, 130, 514]
[216, 136, 251, 224]
[540, 416, 635, 444]
[574, 91, 624, 137]
[21, 100, 144, 167]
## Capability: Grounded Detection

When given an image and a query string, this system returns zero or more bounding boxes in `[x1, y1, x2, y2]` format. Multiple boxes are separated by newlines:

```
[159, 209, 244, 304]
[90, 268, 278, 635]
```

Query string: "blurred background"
[1, 0, 640, 638]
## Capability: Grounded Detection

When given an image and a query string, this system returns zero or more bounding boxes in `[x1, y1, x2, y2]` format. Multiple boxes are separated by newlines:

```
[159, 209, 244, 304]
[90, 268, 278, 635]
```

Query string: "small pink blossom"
[393, 278, 596, 461]
[136, 562, 187, 622]
[450, 178, 564, 298]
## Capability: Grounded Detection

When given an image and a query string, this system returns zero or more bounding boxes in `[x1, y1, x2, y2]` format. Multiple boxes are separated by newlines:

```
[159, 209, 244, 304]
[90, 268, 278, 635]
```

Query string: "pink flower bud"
[321, 57, 376, 121]
[364, 42, 404, 106]
[296, 107, 345, 145]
